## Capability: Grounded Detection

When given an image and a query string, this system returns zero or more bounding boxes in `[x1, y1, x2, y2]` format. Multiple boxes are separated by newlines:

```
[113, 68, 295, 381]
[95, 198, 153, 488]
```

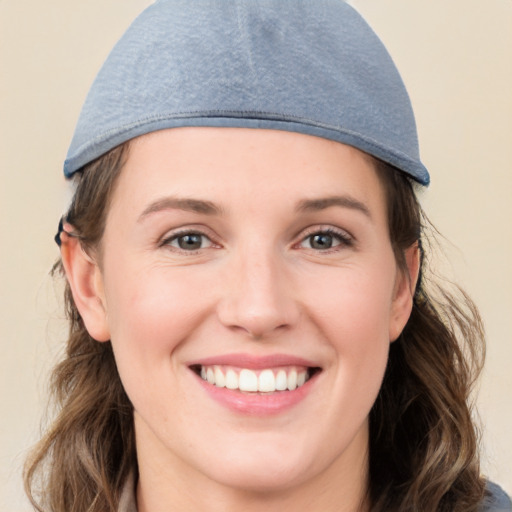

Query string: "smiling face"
[65, 127, 417, 508]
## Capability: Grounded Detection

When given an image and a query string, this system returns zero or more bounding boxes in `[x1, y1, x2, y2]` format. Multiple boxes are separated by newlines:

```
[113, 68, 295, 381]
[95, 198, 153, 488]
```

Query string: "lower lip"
[193, 371, 318, 415]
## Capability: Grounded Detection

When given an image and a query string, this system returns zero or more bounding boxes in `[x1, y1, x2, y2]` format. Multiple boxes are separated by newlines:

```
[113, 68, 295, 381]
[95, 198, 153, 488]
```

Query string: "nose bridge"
[217, 237, 299, 338]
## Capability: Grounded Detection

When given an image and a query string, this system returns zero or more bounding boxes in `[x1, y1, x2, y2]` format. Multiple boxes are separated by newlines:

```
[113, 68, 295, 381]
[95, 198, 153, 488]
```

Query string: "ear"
[60, 229, 110, 342]
[389, 243, 421, 342]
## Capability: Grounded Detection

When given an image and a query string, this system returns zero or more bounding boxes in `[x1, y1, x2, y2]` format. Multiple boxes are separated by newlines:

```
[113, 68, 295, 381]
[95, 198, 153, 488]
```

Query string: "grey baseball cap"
[64, 0, 429, 185]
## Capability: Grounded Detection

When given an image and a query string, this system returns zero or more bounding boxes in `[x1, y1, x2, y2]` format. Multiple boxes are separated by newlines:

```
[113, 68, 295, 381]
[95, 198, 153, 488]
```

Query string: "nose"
[216, 245, 300, 339]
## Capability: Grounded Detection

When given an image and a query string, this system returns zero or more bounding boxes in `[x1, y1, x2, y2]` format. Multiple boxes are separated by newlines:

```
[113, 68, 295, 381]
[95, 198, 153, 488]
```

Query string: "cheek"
[101, 265, 211, 396]
[302, 258, 396, 401]
[305, 260, 396, 347]
[106, 263, 206, 335]
[326, 289, 391, 400]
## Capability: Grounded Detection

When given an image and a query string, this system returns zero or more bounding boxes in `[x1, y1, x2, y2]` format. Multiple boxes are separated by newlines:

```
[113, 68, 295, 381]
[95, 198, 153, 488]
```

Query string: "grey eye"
[163, 232, 213, 251]
[176, 233, 205, 250]
[299, 229, 352, 251]
[308, 233, 337, 250]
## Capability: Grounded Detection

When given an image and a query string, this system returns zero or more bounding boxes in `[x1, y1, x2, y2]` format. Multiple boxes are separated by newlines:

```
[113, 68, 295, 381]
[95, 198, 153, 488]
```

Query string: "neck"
[135, 420, 370, 512]
[137, 464, 369, 512]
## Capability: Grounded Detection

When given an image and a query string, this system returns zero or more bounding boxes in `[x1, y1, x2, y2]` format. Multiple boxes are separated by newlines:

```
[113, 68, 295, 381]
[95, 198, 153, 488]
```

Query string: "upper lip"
[187, 353, 321, 370]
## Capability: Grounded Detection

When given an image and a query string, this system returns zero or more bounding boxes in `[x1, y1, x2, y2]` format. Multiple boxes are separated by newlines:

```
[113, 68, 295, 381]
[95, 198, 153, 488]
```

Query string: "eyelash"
[297, 227, 354, 252]
[159, 226, 354, 254]
[159, 229, 217, 253]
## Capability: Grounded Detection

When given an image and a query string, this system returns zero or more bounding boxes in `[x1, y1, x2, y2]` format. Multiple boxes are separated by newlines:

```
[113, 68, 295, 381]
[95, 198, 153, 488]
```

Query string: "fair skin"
[61, 127, 419, 512]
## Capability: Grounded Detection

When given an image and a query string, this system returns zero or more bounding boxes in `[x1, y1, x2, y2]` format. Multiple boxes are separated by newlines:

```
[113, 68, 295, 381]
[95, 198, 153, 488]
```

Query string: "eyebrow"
[138, 194, 371, 221]
[295, 195, 372, 219]
[138, 196, 223, 221]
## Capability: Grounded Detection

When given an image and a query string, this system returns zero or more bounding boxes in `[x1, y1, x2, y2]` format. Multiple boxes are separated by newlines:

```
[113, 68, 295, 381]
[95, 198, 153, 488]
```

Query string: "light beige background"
[1, 0, 510, 509]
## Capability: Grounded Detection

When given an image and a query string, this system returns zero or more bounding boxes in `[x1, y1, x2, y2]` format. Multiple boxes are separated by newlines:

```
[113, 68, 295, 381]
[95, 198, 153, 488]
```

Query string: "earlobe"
[60, 229, 110, 342]
[389, 243, 421, 342]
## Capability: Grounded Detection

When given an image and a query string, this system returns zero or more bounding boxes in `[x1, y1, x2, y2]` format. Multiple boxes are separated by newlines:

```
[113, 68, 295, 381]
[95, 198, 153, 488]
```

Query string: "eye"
[162, 231, 214, 251]
[299, 229, 352, 251]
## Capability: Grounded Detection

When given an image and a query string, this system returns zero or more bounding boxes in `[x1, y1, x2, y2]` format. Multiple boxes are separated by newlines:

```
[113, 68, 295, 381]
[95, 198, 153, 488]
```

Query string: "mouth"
[190, 364, 322, 394]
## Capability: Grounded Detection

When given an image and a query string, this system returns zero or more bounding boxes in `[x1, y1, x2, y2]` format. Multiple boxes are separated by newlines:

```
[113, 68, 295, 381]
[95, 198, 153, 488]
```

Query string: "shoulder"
[479, 481, 512, 512]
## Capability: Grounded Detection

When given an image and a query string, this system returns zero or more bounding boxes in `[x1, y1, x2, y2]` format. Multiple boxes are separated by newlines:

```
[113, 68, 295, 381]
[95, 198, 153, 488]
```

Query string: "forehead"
[109, 127, 387, 221]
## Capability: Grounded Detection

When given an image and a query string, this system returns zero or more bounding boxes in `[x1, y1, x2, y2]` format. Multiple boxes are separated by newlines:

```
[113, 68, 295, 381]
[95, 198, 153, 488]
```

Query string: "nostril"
[215, 261, 301, 338]
[217, 308, 299, 340]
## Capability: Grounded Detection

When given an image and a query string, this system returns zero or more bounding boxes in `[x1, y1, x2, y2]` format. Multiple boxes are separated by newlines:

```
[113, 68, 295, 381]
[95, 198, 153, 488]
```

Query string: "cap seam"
[68, 109, 418, 165]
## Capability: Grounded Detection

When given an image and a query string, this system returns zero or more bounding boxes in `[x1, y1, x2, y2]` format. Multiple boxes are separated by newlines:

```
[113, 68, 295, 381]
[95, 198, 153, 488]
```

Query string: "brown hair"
[24, 144, 134, 512]
[25, 145, 486, 511]
[370, 162, 486, 511]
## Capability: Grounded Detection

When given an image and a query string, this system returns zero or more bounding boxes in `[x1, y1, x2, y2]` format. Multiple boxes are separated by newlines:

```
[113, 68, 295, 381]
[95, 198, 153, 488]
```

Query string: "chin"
[192, 433, 330, 494]
[205, 459, 310, 494]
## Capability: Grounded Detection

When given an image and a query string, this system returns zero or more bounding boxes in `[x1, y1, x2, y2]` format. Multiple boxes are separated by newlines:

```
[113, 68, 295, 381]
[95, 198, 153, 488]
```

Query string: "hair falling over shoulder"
[368, 162, 487, 511]
[25, 147, 486, 512]
[24, 144, 136, 512]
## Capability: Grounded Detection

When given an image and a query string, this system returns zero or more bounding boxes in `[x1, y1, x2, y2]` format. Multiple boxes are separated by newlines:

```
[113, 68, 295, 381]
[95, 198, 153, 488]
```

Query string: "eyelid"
[156, 223, 354, 254]
[158, 225, 221, 251]
[294, 225, 355, 250]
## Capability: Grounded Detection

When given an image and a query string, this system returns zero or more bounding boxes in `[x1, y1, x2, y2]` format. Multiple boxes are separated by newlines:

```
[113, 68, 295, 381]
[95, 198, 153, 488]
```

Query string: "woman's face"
[84, 127, 415, 495]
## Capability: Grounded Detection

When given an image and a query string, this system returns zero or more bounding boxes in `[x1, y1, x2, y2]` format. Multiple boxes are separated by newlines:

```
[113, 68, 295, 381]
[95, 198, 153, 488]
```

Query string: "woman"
[24, 1, 511, 511]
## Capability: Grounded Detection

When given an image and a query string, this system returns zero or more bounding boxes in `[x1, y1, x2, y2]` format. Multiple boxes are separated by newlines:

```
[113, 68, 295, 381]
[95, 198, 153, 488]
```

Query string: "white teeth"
[239, 369, 258, 392]
[258, 369, 275, 392]
[275, 370, 287, 391]
[287, 369, 297, 391]
[225, 369, 238, 390]
[214, 366, 225, 388]
[198, 365, 312, 393]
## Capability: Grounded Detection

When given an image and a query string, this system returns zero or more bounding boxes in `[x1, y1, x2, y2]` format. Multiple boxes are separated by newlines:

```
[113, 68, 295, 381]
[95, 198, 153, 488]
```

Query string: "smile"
[188, 354, 322, 414]
[197, 365, 312, 393]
